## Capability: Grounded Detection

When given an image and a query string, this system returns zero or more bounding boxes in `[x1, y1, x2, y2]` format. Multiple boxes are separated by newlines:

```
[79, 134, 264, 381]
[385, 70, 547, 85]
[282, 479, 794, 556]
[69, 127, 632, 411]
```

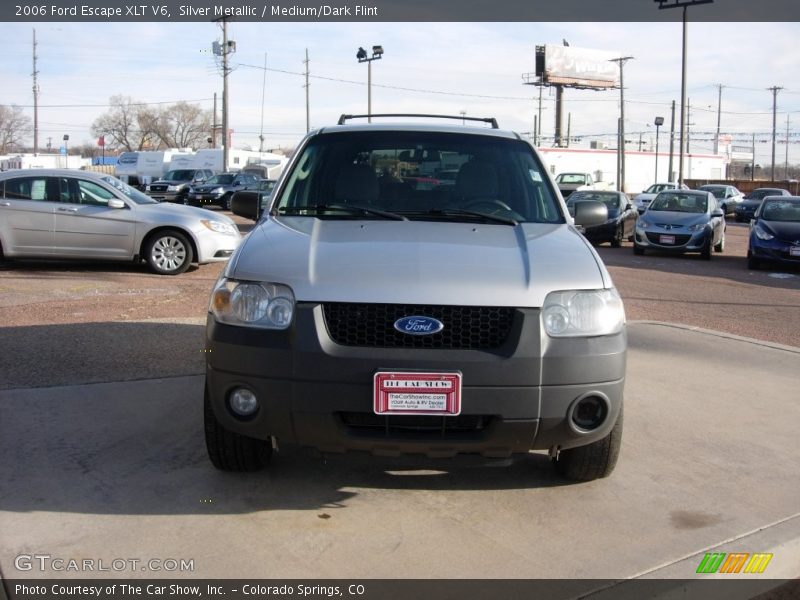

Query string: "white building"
[0, 153, 91, 171]
[538, 146, 728, 194]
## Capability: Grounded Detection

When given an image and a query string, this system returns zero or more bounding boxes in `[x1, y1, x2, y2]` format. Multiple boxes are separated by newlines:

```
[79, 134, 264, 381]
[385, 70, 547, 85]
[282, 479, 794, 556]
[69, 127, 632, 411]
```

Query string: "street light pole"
[357, 45, 383, 123]
[654, 0, 714, 186]
[654, 116, 664, 182]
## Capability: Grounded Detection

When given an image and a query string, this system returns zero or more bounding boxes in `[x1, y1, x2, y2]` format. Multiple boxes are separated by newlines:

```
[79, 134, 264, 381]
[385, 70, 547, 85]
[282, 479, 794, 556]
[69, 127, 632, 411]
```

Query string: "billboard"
[536, 45, 621, 89]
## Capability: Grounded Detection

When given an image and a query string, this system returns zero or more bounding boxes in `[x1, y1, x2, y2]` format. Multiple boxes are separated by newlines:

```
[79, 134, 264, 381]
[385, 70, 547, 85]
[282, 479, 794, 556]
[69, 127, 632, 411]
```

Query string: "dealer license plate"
[790, 247, 800, 257]
[373, 371, 462, 416]
[659, 234, 676, 245]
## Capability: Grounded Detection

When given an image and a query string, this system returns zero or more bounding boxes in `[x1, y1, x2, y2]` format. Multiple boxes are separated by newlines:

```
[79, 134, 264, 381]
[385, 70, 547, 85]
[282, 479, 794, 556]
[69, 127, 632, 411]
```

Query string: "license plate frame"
[790, 247, 800, 257]
[659, 234, 676, 245]
[373, 371, 462, 416]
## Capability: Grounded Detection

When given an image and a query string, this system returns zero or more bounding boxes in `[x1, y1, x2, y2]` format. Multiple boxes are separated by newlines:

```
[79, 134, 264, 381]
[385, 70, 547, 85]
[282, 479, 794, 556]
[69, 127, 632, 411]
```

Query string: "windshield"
[567, 192, 621, 210]
[556, 174, 587, 184]
[101, 175, 156, 204]
[645, 184, 672, 194]
[650, 192, 708, 213]
[700, 186, 726, 199]
[747, 189, 783, 200]
[273, 131, 563, 224]
[761, 199, 800, 222]
[205, 174, 235, 185]
[163, 170, 197, 181]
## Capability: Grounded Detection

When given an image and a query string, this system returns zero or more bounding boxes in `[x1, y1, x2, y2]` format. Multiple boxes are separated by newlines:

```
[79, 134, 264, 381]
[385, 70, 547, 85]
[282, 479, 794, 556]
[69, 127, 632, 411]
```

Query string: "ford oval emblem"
[394, 316, 444, 336]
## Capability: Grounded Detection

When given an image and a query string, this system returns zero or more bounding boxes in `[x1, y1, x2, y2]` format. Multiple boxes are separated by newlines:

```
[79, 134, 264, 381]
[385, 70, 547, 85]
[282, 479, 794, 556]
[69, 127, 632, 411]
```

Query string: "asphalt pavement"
[1, 322, 798, 589]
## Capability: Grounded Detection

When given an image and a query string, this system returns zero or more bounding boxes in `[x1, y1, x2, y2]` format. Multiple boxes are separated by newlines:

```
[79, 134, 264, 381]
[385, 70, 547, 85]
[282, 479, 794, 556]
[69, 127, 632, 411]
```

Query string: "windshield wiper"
[419, 208, 518, 226]
[273, 204, 408, 221]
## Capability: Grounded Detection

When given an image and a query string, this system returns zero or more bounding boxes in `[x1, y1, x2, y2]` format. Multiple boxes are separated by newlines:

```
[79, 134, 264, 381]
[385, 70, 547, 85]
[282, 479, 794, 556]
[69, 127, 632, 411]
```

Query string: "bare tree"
[0, 105, 32, 153]
[153, 102, 212, 149]
[91, 95, 159, 151]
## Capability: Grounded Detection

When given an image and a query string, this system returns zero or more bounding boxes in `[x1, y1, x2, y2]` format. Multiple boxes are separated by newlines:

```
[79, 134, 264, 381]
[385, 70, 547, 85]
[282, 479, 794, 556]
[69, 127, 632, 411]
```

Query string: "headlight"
[542, 288, 625, 338]
[201, 219, 239, 236]
[210, 279, 294, 329]
[687, 223, 707, 231]
[213, 187, 224, 195]
[167, 184, 185, 192]
[754, 226, 774, 241]
[637, 220, 649, 229]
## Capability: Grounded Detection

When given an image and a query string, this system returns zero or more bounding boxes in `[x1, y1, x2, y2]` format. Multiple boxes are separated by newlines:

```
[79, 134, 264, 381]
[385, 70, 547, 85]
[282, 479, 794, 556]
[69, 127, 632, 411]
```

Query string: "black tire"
[204, 387, 272, 472]
[143, 229, 193, 275]
[701, 235, 712, 260]
[221, 193, 232, 211]
[633, 243, 645, 256]
[610, 224, 623, 248]
[747, 252, 760, 270]
[553, 406, 623, 482]
[714, 231, 725, 253]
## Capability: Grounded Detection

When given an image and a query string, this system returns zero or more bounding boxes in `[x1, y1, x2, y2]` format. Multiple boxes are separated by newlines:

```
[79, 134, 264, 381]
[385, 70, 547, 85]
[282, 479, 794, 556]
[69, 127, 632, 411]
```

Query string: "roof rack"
[337, 113, 499, 129]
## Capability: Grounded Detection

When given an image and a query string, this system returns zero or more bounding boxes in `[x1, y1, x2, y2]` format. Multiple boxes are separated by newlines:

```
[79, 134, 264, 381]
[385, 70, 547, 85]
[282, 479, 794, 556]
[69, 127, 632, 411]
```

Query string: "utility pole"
[537, 85, 543, 146]
[786, 113, 790, 180]
[668, 100, 676, 181]
[714, 83, 724, 154]
[258, 53, 267, 154]
[566, 112, 571, 148]
[610, 56, 634, 192]
[768, 85, 782, 181]
[304, 48, 310, 133]
[686, 98, 691, 154]
[212, 93, 217, 148]
[213, 16, 235, 171]
[533, 115, 538, 147]
[32, 28, 40, 156]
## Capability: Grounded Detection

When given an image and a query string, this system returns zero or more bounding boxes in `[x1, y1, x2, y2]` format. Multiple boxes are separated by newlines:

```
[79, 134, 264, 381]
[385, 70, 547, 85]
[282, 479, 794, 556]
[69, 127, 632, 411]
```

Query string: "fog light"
[229, 387, 259, 417]
[571, 396, 608, 431]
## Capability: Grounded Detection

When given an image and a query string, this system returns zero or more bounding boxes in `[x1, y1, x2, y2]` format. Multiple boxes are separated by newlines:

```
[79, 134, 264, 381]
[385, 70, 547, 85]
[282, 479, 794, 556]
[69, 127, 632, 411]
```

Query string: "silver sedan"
[0, 169, 241, 275]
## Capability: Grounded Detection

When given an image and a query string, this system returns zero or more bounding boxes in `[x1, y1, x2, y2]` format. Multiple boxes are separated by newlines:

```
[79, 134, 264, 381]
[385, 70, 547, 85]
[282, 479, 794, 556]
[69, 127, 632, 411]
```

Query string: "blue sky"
[3, 21, 800, 166]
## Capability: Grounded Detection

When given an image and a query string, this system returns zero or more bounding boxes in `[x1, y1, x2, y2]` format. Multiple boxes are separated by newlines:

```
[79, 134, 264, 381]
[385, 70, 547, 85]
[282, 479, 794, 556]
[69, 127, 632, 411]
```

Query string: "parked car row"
[574, 185, 800, 272]
[145, 169, 267, 210]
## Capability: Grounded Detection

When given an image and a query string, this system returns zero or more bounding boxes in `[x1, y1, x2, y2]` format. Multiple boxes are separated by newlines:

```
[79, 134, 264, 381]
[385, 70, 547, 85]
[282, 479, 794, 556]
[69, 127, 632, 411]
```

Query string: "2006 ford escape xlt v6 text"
[204, 114, 626, 481]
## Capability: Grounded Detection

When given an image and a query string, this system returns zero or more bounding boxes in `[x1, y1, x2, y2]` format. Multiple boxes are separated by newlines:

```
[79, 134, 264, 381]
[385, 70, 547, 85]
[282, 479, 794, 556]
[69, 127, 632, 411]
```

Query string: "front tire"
[610, 224, 623, 248]
[204, 387, 272, 472]
[714, 231, 725, 253]
[553, 406, 623, 482]
[144, 229, 193, 275]
[701, 235, 712, 260]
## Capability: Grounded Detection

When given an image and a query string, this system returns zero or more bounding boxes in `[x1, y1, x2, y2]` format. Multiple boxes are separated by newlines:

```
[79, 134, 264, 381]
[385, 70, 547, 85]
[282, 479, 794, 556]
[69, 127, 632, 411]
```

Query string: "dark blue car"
[747, 196, 800, 270]
[735, 187, 790, 223]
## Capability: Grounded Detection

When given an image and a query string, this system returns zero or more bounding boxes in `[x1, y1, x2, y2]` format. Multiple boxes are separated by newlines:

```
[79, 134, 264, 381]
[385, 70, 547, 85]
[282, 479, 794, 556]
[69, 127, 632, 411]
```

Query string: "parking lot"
[1, 213, 799, 588]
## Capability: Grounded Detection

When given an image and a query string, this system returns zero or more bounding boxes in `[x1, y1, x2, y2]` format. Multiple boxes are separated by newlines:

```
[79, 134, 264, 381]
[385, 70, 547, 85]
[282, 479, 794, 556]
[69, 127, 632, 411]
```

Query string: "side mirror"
[711, 209, 724, 218]
[108, 199, 126, 209]
[573, 200, 609, 228]
[230, 192, 260, 220]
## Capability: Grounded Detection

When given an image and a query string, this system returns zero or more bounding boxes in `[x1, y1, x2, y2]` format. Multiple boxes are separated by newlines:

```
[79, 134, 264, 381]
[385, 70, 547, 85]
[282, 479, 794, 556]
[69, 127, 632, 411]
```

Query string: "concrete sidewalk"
[0, 322, 798, 581]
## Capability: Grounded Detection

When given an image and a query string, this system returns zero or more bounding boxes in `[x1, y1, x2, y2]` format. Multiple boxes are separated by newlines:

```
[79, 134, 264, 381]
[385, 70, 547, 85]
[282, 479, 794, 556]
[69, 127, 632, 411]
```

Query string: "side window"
[4, 177, 49, 201]
[54, 177, 79, 203]
[75, 179, 116, 206]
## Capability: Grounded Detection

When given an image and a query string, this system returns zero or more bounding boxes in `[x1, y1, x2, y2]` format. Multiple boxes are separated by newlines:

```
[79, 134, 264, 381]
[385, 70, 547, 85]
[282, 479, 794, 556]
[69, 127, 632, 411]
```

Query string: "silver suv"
[204, 115, 627, 481]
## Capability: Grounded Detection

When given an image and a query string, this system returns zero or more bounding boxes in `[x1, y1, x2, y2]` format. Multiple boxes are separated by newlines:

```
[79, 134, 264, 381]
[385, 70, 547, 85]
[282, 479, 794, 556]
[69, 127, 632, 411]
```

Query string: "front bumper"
[189, 192, 225, 206]
[148, 190, 185, 203]
[634, 227, 708, 253]
[749, 238, 800, 266]
[205, 304, 626, 458]
[192, 228, 241, 264]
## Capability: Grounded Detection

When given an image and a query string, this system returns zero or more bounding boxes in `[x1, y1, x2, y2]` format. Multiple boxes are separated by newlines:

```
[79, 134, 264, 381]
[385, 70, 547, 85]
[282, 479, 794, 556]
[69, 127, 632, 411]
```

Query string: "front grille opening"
[323, 303, 515, 349]
[339, 412, 492, 437]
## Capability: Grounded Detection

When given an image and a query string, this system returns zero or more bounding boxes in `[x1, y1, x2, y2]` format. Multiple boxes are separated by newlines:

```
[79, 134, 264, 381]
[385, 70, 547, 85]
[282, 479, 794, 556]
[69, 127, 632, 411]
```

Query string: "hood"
[228, 218, 610, 307]
[759, 220, 800, 241]
[739, 199, 763, 209]
[135, 201, 236, 225]
[642, 211, 709, 227]
[152, 178, 190, 185]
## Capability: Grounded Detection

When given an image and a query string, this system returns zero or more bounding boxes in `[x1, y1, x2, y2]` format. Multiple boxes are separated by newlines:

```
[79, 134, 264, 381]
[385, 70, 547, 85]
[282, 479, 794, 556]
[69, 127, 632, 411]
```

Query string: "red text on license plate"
[373, 371, 462, 415]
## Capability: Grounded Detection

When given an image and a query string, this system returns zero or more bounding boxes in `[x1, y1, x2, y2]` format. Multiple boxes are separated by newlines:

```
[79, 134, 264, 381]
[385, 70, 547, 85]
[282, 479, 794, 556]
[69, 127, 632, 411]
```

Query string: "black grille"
[150, 185, 168, 192]
[339, 412, 491, 435]
[645, 232, 692, 246]
[322, 303, 515, 349]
